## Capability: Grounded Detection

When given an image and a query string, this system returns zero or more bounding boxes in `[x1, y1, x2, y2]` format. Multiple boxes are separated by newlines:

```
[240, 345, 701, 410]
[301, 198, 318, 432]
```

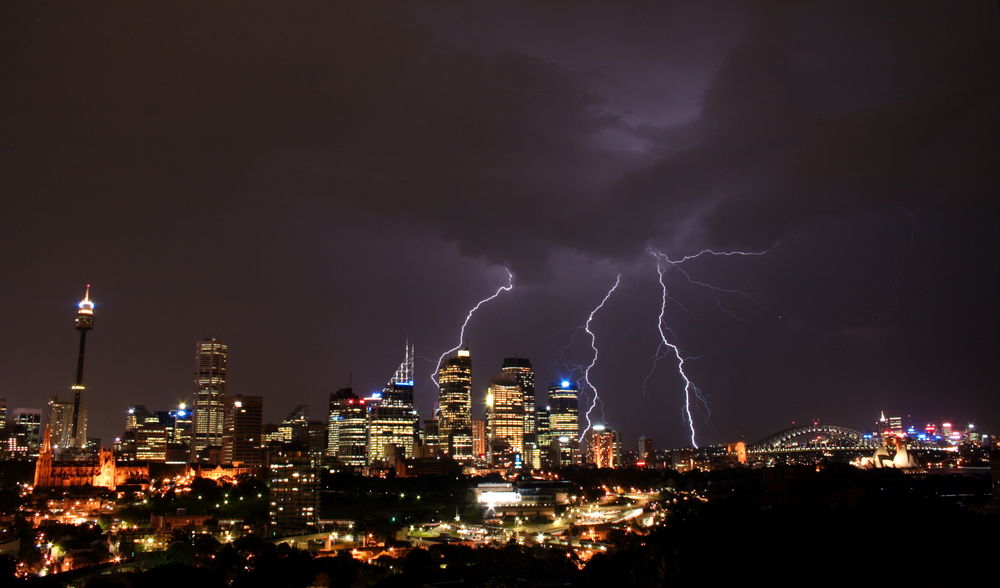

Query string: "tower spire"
[71, 285, 96, 448]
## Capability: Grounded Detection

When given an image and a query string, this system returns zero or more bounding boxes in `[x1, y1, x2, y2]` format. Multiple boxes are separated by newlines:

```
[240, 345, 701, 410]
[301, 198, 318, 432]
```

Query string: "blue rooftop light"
[561, 380, 571, 388]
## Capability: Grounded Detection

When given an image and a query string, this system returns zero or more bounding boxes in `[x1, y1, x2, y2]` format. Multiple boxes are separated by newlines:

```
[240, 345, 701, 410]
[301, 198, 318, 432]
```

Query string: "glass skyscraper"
[191, 338, 227, 459]
[437, 348, 473, 461]
[367, 343, 419, 464]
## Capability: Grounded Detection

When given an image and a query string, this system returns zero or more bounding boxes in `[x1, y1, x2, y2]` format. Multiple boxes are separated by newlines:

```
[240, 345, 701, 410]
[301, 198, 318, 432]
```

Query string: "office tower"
[170, 403, 192, 445]
[164, 404, 192, 462]
[272, 405, 310, 445]
[11, 408, 43, 456]
[889, 416, 903, 435]
[327, 391, 343, 457]
[327, 388, 368, 467]
[119, 405, 151, 461]
[422, 419, 440, 450]
[338, 400, 369, 467]
[502, 358, 537, 469]
[125, 405, 150, 433]
[876, 411, 889, 436]
[548, 381, 580, 465]
[586, 425, 620, 468]
[368, 343, 419, 464]
[472, 418, 486, 459]
[501, 358, 536, 442]
[136, 411, 176, 461]
[437, 348, 473, 461]
[46, 396, 83, 452]
[535, 407, 551, 448]
[268, 447, 319, 536]
[486, 373, 524, 467]
[638, 436, 654, 461]
[192, 338, 227, 459]
[222, 395, 263, 465]
[0, 398, 6, 431]
[69, 285, 95, 448]
[306, 420, 327, 467]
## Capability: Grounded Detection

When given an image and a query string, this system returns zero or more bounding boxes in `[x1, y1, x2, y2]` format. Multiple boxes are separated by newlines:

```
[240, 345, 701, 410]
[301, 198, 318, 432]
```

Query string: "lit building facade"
[136, 411, 176, 461]
[367, 344, 419, 464]
[268, 448, 319, 536]
[11, 408, 43, 456]
[502, 358, 538, 468]
[421, 419, 440, 451]
[222, 395, 263, 465]
[586, 425, 621, 468]
[472, 418, 487, 460]
[327, 388, 368, 467]
[535, 407, 551, 448]
[486, 373, 524, 467]
[548, 381, 580, 466]
[501, 357, 536, 442]
[46, 397, 84, 453]
[437, 348, 473, 461]
[191, 338, 227, 459]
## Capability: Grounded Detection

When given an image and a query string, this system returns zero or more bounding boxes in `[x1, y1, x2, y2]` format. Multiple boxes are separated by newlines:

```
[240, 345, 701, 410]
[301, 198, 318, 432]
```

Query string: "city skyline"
[1, 2, 996, 449]
[1, 284, 996, 450]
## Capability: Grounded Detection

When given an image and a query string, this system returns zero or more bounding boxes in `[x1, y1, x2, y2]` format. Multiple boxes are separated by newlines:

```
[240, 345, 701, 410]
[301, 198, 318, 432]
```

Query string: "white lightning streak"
[580, 274, 621, 443]
[670, 246, 775, 264]
[652, 257, 700, 448]
[648, 244, 774, 447]
[432, 268, 514, 388]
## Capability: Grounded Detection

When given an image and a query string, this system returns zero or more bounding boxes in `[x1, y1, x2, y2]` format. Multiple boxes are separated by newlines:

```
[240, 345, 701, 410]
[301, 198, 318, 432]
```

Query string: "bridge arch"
[749, 424, 864, 453]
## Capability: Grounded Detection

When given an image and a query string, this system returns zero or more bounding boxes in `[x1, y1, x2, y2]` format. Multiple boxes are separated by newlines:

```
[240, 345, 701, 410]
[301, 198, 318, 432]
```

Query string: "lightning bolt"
[579, 274, 621, 442]
[667, 246, 775, 323]
[431, 268, 514, 388]
[651, 256, 700, 448]
[648, 245, 775, 448]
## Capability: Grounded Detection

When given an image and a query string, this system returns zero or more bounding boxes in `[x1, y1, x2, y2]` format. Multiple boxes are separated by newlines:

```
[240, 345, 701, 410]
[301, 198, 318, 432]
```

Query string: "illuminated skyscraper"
[223, 395, 263, 465]
[268, 447, 319, 536]
[191, 338, 228, 459]
[548, 381, 579, 465]
[502, 357, 538, 467]
[472, 418, 487, 459]
[437, 348, 473, 461]
[368, 343, 419, 464]
[10, 408, 42, 457]
[68, 285, 95, 449]
[586, 425, 620, 468]
[170, 403, 192, 447]
[535, 407, 551, 448]
[46, 396, 82, 452]
[421, 419, 440, 451]
[486, 373, 524, 467]
[136, 411, 174, 461]
[501, 358, 536, 442]
[327, 388, 369, 467]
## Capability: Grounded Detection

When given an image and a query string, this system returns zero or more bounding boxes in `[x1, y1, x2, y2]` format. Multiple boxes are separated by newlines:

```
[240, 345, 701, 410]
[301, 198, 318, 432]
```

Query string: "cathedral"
[33, 426, 149, 491]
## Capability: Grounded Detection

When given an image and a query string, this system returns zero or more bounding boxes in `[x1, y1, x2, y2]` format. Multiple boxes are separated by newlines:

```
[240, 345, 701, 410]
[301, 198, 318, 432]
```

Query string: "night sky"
[2, 2, 997, 449]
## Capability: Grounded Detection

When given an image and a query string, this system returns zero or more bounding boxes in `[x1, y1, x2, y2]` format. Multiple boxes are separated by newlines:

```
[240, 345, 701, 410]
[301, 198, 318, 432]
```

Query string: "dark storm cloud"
[3, 2, 631, 279]
[601, 2, 999, 253]
[4, 2, 995, 270]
